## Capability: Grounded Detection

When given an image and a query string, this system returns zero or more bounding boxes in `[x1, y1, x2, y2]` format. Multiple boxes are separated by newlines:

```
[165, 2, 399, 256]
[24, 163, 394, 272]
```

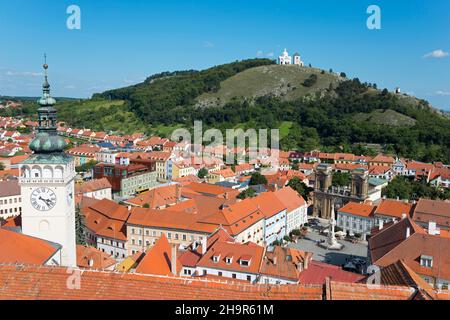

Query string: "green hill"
[196, 65, 343, 108]
[353, 109, 417, 127]
[6, 58, 450, 162]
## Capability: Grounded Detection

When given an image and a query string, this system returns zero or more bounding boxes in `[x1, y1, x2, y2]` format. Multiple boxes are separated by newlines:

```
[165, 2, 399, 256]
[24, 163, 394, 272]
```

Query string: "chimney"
[88, 259, 94, 268]
[224, 192, 229, 200]
[176, 184, 181, 203]
[201, 237, 207, 255]
[127, 205, 132, 211]
[401, 213, 407, 220]
[171, 244, 178, 276]
[406, 227, 411, 239]
[273, 256, 277, 266]
[303, 256, 309, 270]
[379, 220, 384, 230]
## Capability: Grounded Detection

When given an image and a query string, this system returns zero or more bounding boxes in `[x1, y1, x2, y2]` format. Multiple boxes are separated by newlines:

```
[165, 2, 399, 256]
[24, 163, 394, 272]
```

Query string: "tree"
[238, 188, 256, 200]
[288, 177, 312, 201]
[75, 205, 87, 246]
[249, 172, 267, 186]
[332, 172, 351, 187]
[197, 167, 208, 179]
[340, 72, 347, 78]
[143, 203, 150, 208]
[0, 162, 5, 171]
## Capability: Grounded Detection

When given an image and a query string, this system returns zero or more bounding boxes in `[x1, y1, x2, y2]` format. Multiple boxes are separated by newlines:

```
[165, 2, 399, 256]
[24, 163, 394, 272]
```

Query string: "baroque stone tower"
[351, 168, 369, 198]
[19, 58, 77, 267]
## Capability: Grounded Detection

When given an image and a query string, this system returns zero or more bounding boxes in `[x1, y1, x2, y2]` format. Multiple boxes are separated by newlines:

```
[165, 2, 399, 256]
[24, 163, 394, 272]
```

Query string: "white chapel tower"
[19, 59, 77, 267]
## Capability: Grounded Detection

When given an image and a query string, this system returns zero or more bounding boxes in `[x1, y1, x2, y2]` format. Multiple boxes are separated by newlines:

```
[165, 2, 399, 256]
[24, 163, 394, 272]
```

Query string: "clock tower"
[19, 59, 77, 267]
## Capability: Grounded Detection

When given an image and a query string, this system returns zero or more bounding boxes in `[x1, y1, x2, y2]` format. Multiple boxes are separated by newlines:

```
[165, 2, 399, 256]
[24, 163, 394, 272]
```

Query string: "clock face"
[31, 188, 57, 212]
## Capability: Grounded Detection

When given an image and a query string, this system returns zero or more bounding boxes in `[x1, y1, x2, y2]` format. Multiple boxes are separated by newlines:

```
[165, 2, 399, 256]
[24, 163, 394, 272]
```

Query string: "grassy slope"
[57, 99, 148, 134]
[353, 109, 417, 127]
[196, 65, 342, 107]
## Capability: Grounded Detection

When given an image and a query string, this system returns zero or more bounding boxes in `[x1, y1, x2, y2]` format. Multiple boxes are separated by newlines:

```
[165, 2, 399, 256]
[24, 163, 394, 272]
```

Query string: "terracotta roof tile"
[0, 229, 60, 265]
[375, 199, 413, 219]
[338, 202, 376, 218]
[0, 265, 323, 300]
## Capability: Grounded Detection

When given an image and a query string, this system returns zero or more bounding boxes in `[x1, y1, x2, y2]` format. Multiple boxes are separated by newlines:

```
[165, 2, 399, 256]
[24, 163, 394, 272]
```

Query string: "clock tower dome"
[19, 57, 77, 267]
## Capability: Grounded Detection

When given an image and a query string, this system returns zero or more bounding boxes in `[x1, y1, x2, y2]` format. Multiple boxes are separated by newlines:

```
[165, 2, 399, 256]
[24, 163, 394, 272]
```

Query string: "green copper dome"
[30, 132, 67, 153]
[29, 58, 67, 154]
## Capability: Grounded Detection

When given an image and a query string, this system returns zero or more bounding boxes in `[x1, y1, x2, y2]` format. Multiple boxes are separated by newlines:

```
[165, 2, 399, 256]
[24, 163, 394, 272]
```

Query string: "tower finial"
[42, 53, 50, 93]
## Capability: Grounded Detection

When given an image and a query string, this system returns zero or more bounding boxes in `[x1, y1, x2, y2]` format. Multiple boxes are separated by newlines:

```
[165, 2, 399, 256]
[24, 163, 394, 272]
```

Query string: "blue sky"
[0, 0, 449, 110]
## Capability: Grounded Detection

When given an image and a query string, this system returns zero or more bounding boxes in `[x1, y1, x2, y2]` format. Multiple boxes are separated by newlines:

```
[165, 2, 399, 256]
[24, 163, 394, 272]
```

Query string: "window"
[213, 255, 220, 263]
[218, 271, 222, 277]
[225, 257, 233, 264]
[240, 259, 250, 267]
[184, 269, 192, 275]
[420, 255, 433, 268]
[232, 274, 237, 279]
[246, 275, 251, 282]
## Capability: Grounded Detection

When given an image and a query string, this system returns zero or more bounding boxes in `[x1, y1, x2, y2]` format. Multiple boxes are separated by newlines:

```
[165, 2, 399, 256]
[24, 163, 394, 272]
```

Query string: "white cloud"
[423, 49, 449, 59]
[203, 41, 215, 48]
[436, 90, 450, 96]
[256, 50, 264, 57]
[64, 85, 76, 89]
[267, 52, 274, 57]
[5, 70, 44, 77]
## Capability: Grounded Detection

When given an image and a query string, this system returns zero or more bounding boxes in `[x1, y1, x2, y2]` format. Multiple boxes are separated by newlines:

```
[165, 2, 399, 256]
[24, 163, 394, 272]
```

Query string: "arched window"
[39, 220, 50, 232]
[43, 166, 53, 179]
[54, 166, 64, 179]
[21, 165, 31, 178]
[31, 166, 42, 178]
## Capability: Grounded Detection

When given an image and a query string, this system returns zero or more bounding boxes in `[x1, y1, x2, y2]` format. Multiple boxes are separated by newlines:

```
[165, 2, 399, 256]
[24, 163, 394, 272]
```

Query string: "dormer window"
[239, 256, 252, 267]
[420, 255, 433, 268]
[225, 256, 233, 265]
[213, 254, 221, 263]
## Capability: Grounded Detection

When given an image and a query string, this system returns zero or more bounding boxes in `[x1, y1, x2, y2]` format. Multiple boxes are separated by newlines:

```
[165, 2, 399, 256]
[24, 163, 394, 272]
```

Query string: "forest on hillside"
[2, 59, 450, 163]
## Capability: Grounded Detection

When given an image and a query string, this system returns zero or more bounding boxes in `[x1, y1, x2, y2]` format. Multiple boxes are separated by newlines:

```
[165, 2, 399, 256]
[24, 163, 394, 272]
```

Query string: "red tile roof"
[0, 265, 324, 300]
[338, 202, 376, 218]
[252, 192, 286, 219]
[81, 198, 130, 241]
[76, 245, 116, 270]
[273, 187, 306, 213]
[75, 178, 111, 195]
[375, 199, 414, 219]
[326, 281, 416, 300]
[299, 261, 365, 285]
[183, 182, 239, 199]
[197, 241, 265, 275]
[0, 180, 20, 197]
[260, 246, 313, 281]
[369, 218, 450, 281]
[125, 184, 180, 208]
[135, 234, 182, 276]
[413, 199, 450, 228]
[0, 229, 60, 265]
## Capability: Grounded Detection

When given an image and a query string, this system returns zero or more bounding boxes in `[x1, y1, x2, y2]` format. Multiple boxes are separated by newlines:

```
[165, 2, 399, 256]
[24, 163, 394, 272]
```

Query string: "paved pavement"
[288, 218, 369, 270]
